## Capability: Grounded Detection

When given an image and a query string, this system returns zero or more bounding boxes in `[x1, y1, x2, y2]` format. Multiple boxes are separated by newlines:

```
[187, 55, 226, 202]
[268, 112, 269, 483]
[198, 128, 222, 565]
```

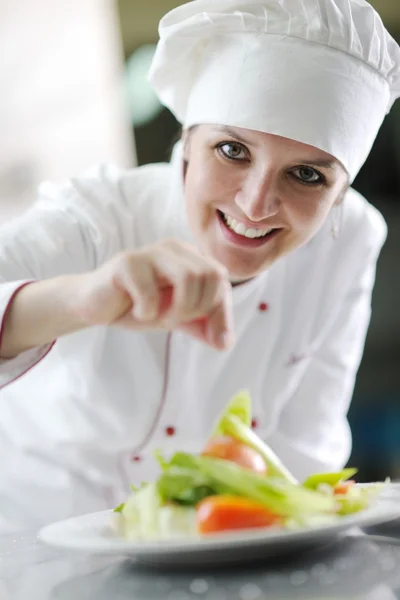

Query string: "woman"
[0, 0, 399, 532]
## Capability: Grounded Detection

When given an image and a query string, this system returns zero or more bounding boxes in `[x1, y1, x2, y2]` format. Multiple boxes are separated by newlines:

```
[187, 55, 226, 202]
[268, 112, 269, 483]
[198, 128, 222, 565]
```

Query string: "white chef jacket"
[0, 144, 387, 532]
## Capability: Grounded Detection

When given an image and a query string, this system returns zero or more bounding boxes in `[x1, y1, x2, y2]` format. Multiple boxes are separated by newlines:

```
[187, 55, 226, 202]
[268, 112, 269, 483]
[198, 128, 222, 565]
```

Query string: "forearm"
[0, 275, 87, 359]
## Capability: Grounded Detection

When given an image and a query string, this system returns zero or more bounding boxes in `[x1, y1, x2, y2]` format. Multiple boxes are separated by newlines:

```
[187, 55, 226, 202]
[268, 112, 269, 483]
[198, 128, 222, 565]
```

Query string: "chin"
[211, 246, 275, 280]
[228, 264, 270, 281]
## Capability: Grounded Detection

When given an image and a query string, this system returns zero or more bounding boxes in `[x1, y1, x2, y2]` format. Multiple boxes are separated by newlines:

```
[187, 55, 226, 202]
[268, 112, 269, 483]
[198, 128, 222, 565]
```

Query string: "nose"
[235, 168, 280, 222]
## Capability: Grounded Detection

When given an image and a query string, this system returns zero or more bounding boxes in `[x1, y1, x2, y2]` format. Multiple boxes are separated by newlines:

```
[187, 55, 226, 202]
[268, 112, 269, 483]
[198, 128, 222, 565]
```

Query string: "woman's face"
[183, 125, 348, 280]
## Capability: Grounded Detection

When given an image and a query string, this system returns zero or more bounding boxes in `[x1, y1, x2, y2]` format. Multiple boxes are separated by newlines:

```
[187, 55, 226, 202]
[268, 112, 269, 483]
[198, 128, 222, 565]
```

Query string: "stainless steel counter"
[1, 521, 400, 599]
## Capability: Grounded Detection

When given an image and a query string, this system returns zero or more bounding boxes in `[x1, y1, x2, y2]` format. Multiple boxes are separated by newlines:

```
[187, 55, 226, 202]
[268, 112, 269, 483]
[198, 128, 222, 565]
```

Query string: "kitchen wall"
[0, 0, 135, 223]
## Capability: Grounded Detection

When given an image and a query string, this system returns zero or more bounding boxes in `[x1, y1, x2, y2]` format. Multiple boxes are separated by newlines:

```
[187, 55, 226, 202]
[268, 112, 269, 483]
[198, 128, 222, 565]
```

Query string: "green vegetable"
[336, 485, 380, 515]
[211, 392, 297, 483]
[211, 390, 252, 437]
[116, 481, 198, 540]
[194, 455, 337, 517]
[168, 452, 201, 471]
[285, 514, 343, 529]
[157, 466, 216, 506]
[120, 482, 162, 540]
[113, 392, 382, 541]
[303, 468, 358, 490]
[157, 505, 197, 538]
[154, 448, 169, 471]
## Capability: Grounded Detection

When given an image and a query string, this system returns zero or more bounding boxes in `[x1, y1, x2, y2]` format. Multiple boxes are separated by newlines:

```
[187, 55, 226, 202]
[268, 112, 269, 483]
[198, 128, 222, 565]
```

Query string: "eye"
[291, 166, 325, 185]
[217, 142, 248, 161]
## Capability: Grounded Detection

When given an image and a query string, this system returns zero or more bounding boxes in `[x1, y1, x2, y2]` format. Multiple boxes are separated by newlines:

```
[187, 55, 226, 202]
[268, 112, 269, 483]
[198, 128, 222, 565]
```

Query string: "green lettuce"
[162, 452, 337, 517]
[157, 466, 216, 506]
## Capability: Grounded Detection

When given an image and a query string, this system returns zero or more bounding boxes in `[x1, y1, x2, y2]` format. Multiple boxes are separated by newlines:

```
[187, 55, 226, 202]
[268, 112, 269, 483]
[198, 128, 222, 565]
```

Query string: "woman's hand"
[0, 240, 234, 359]
[77, 240, 234, 350]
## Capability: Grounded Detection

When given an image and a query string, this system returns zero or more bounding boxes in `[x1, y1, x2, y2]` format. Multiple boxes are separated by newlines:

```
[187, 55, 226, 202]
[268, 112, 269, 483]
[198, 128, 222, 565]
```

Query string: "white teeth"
[222, 213, 274, 239]
[236, 222, 246, 235]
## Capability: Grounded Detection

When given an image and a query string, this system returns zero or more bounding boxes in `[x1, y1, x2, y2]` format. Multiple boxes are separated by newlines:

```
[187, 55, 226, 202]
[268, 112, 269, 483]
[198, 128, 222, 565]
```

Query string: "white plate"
[39, 484, 400, 567]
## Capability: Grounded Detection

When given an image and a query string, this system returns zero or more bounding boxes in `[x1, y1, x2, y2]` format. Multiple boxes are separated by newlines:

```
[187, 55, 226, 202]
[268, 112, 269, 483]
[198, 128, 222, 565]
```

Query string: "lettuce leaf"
[120, 482, 162, 540]
[157, 466, 216, 506]
[117, 487, 197, 540]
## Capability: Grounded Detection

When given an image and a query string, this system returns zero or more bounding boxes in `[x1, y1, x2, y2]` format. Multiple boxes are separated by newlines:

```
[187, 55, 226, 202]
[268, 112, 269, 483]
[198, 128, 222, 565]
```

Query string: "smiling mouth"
[217, 210, 279, 240]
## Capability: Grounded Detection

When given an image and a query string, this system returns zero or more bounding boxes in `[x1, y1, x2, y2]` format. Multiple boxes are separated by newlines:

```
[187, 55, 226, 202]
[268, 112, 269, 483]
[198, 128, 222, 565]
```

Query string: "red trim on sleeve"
[0, 341, 56, 391]
[0, 282, 56, 390]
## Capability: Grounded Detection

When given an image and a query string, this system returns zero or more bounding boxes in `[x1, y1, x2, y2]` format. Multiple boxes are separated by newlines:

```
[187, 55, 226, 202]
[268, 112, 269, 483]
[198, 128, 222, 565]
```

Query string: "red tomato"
[197, 495, 282, 534]
[201, 436, 267, 475]
[334, 480, 355, 495]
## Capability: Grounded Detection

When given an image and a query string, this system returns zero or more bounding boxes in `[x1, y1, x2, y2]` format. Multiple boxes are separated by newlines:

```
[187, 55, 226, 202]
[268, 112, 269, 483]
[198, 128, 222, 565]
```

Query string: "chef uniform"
[0, 0, 399, 532]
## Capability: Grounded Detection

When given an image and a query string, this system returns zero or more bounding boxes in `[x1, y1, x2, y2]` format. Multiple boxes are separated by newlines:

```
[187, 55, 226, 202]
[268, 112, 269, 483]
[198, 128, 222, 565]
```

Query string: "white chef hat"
[148, 0, 400, 182]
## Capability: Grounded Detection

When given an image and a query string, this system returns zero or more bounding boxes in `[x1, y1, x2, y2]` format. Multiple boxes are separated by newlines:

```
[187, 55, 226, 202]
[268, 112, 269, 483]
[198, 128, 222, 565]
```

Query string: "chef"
[0, 0, 399, 532]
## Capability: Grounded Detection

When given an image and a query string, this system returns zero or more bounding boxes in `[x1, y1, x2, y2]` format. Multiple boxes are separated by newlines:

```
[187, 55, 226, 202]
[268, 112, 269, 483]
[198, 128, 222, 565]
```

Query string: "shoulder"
[34, 161, 174, 244]
[37, 161, 172, 212]
[119, 161, 172, 205]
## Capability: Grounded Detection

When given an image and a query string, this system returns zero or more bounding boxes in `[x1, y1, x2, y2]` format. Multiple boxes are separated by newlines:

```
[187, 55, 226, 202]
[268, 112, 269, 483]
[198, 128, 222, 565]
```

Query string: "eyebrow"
[296, 158, 335, 169]
[213, 126, 255, 146]
[212, 126, 337, 170]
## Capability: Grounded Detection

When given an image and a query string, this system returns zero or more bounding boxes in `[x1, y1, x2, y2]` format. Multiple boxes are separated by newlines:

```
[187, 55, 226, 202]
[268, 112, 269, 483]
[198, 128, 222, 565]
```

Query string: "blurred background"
[0, 1, 398, 481]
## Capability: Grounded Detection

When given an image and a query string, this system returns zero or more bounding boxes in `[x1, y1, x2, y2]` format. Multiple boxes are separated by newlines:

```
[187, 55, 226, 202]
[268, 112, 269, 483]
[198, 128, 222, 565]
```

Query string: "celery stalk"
[211, 390, 252, 437]
[196, 456, 336, 517]
[303, 468, 358, 490]
[210, 391, 298, 484]
[222, 414, 298, 484]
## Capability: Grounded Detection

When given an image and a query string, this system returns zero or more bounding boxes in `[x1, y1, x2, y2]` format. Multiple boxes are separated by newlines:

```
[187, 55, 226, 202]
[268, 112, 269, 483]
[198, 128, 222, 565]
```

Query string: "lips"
[221, 212, 274, 239]
[216, 210, 281, 248]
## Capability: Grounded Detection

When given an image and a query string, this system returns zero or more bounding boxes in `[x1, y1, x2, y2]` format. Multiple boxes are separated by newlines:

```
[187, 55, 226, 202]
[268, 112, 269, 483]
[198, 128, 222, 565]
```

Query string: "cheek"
[287, 191, 336, 235]
[184, 158, 236, 222]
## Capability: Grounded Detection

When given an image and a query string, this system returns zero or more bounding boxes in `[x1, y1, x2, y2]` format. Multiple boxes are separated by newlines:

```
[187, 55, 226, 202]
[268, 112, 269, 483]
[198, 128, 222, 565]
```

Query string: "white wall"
[0, 0, 135, 222]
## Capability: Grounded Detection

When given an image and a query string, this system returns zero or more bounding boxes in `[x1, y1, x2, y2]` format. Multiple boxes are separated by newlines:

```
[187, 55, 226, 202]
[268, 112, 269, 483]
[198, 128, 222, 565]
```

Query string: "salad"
[113, 391, 382, 540]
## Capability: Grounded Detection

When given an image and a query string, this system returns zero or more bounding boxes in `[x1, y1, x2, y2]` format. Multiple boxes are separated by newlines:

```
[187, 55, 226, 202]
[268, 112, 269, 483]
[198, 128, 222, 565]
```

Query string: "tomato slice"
[197, 495, 282, 534]
[333, 480, 355, 495]
[202, 436, 267, 475]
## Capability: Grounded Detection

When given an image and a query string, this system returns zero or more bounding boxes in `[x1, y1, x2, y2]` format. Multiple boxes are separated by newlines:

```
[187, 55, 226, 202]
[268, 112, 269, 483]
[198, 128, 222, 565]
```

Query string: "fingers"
[112, 241, 235, 350]
[205, 279, 235, 350]
[115, 255, 160, 321]
[180, 282, 235, 351]
[153, 243, 225, 326]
